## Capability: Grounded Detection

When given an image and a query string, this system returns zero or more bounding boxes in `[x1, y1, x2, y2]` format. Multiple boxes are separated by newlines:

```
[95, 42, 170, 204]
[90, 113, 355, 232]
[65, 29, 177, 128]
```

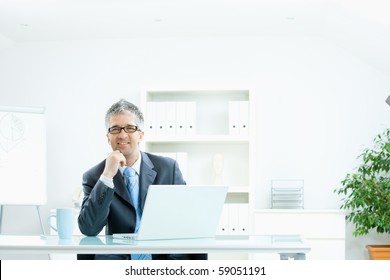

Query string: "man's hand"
[102, 150, 126, 178]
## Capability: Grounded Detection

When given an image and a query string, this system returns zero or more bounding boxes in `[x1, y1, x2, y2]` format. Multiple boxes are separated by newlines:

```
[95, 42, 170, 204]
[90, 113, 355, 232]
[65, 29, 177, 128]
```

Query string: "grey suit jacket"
[78, 151, 207, 260]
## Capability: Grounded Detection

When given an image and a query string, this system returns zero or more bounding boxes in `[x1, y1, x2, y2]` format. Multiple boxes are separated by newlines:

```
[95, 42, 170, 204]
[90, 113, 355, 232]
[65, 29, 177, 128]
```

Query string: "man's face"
[106, 112, 144, 158]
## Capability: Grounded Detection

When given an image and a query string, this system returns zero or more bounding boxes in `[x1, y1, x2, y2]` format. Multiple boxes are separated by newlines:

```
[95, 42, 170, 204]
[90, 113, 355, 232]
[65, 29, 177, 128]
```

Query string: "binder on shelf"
[237, 203, 249, 234]
[155, 102, 167, 136]
[228, 101, 240, 136]
[239, 101, 249, 136]
[227, 203, 249, 235]
[186, 101, 197, 136]
[228, 203, 240, 234]
[175, 101, 187, 136]
[229, 100, 249, 136]
[145, 101, 156, 136]
[165, 101, 177, 136]
[217, 204, 229, 235]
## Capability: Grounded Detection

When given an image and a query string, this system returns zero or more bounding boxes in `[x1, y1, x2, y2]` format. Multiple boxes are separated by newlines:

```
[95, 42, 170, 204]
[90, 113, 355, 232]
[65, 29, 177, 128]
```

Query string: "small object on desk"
[112, 233, 137, 240]
[112, 238, 136, 245]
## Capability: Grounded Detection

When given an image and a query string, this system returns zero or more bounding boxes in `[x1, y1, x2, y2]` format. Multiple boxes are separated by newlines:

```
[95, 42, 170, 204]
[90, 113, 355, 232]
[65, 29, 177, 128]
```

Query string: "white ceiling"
[0, 0, 384, 42]
[0, 0, 390, 75]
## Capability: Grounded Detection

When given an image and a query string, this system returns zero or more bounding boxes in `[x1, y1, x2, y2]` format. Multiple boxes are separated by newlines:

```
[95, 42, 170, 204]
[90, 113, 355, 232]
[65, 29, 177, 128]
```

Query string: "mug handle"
[47, 214, 58, 232]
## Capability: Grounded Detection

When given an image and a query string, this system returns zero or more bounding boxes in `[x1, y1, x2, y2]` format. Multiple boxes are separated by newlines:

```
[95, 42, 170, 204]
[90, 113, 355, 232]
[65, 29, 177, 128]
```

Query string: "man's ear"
[138, 131, 145, 145]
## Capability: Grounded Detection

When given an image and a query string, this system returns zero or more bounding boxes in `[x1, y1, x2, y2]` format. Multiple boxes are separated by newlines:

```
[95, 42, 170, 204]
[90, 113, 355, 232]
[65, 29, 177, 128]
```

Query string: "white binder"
[145, 101, 156, 136]
[229, 101, 240, 135]
[155, 102, 167, 136]
[239, 101, 249, 136]
[228, 203, 240, 234]
[165, 101, 177, 136]
[186, 101, 197, 136]
[217, 204, 229, 235]
[175, 101, 187, 136]
[237, 203, 249, 235]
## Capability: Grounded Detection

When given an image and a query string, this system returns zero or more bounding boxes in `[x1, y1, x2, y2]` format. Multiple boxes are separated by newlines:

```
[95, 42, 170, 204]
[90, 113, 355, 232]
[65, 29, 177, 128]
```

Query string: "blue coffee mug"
[47, 208, 75, 239]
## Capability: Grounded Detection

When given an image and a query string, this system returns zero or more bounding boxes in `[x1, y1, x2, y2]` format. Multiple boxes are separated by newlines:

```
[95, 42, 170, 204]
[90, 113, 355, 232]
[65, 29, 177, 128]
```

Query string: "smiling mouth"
[118, 142, 130, 146]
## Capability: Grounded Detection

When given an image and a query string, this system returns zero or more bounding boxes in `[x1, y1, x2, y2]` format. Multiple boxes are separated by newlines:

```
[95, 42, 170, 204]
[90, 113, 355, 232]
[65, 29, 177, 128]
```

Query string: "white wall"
[0, 36, 389, 259]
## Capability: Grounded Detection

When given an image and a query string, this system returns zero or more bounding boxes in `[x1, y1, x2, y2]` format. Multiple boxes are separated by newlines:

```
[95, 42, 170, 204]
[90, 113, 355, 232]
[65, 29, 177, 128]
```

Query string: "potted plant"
[335, 128, 390, 259]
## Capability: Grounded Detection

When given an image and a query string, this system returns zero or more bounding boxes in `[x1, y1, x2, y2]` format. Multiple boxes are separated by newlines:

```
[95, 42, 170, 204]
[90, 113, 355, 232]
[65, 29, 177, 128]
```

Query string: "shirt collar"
[119, 151, 142, 176]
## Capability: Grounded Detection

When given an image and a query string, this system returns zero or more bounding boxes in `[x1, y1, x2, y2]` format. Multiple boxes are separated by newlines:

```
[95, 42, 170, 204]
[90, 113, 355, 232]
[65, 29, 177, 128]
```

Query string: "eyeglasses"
[108, 125, 140, 134]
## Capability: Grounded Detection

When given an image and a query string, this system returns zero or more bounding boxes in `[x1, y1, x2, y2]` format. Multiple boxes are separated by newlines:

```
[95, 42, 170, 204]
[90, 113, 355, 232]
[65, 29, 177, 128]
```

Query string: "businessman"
[78, 98, 206, 260]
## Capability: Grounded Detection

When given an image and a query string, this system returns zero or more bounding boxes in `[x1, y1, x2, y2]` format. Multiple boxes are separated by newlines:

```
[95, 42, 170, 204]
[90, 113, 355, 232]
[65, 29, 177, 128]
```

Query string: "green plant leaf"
[335, 128, 390, 236]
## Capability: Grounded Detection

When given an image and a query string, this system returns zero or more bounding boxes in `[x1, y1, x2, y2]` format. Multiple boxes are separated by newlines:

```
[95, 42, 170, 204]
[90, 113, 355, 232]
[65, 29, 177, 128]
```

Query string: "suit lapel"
[139, 152, 156, 210]
[113, 171, 132, 205]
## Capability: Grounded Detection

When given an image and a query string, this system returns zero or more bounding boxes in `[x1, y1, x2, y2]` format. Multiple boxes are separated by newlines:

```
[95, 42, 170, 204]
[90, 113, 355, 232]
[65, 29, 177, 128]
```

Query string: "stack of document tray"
[271, 180, 304, 209]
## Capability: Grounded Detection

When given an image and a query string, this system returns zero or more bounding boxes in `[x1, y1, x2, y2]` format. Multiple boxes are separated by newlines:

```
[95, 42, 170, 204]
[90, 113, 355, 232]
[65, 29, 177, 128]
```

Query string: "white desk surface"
[0, 234, 310, 259]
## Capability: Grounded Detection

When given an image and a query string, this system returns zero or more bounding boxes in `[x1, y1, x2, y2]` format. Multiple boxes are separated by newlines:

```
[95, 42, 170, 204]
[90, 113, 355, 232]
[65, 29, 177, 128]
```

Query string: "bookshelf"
[141, 89, 253, 259]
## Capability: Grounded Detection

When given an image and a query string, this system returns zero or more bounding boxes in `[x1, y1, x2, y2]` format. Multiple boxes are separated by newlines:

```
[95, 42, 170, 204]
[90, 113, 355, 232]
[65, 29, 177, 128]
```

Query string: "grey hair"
[105, 99, 144, 131]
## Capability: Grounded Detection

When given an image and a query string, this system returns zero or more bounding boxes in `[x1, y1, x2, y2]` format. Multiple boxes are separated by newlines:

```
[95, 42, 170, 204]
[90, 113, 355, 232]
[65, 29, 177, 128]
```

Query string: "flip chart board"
[0, 106, 46, 205]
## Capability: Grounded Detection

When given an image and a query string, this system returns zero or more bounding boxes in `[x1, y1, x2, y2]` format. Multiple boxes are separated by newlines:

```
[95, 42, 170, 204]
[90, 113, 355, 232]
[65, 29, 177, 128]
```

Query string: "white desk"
[0, 234, 310, 260]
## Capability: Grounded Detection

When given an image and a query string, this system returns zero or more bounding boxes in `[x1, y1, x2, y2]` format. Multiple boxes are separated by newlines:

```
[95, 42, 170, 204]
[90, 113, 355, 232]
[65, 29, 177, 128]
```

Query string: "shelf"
[228, 186, 250, 193]
[143, 135, 250, 144]
[144, 89, 249, 101]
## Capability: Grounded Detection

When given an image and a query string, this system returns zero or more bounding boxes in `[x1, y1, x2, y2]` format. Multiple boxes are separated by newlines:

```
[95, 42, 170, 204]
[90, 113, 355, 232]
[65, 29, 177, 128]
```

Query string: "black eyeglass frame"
[108, 125, 141, 134]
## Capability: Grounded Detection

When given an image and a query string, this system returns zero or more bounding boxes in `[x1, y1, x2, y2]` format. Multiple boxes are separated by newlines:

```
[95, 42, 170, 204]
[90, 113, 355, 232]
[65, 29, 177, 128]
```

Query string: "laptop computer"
[113, 185, 228, 241]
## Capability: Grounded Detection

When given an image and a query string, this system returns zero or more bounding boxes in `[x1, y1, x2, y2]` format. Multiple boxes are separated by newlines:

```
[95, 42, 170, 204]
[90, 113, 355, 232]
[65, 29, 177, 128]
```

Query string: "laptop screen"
[136, 185, 228, 240]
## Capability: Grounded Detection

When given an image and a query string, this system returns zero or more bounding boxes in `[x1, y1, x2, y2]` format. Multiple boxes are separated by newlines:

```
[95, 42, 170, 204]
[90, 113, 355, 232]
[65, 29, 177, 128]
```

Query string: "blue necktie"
[123, 167, 152, 260]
